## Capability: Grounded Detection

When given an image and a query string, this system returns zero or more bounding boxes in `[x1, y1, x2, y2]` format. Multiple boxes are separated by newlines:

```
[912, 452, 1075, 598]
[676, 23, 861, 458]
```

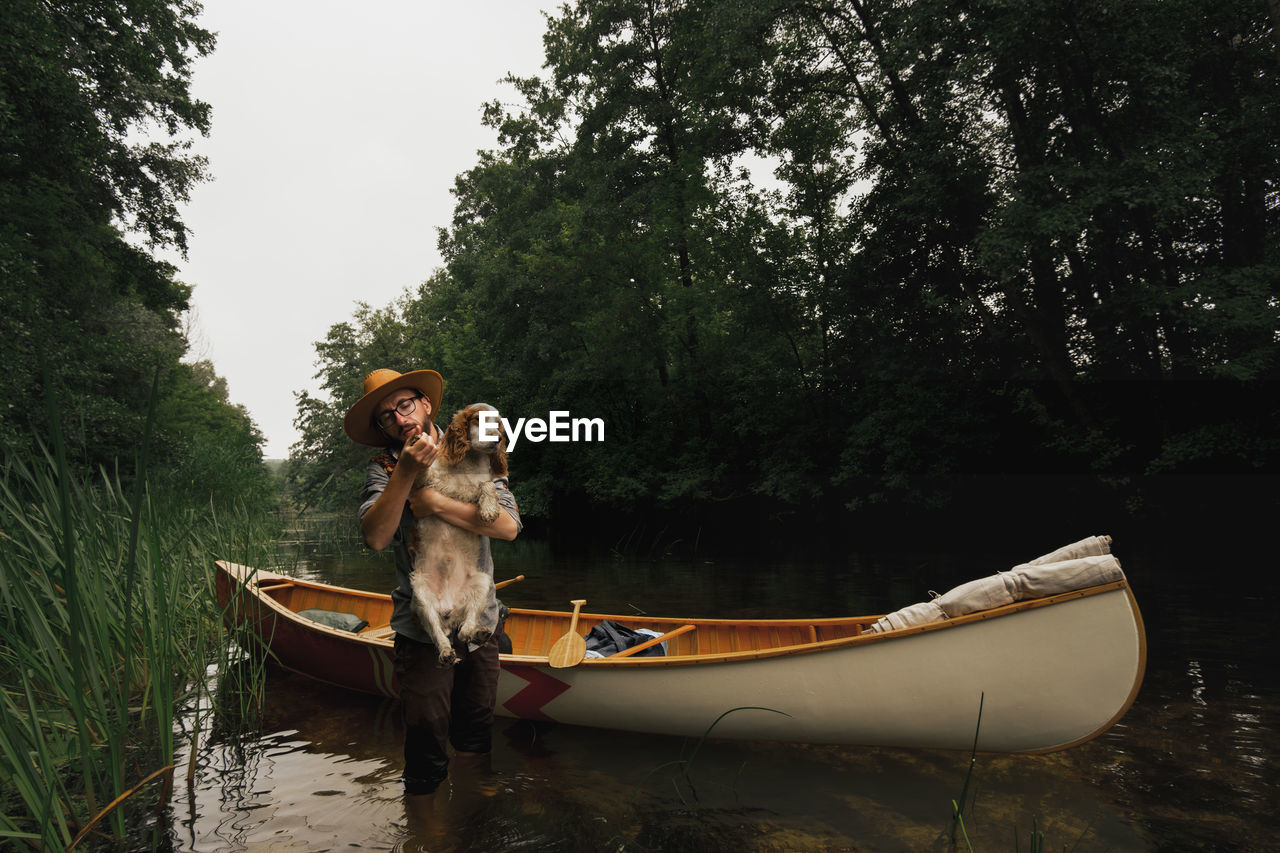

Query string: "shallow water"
[173, 531, 1277, 851]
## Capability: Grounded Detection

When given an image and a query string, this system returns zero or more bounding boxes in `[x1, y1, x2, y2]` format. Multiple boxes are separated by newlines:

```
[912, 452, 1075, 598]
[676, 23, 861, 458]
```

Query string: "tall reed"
[0, 448, 277, 850]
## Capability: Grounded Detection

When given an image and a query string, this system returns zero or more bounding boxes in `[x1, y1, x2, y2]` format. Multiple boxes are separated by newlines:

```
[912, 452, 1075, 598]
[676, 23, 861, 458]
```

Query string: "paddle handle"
[566, 599, 586, 633]
[495, 574, 525, 591]
[610, 624, 696, 658]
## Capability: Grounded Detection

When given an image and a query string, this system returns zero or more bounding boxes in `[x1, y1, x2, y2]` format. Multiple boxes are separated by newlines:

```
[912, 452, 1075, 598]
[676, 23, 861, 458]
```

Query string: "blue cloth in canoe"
[299, 609, 369, 633]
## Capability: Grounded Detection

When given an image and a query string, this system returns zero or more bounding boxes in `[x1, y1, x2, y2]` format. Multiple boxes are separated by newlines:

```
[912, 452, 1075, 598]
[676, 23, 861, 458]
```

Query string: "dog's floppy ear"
[437, 408, 471, 466]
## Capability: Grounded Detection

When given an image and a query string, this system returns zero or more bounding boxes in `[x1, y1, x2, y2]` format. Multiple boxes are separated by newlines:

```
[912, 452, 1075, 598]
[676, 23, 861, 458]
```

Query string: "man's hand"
[399, 428, 439, 476]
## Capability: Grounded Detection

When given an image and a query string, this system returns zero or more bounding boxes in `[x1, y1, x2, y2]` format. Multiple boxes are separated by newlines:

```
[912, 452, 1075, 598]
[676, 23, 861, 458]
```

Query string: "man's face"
[374, 388, 432, 444]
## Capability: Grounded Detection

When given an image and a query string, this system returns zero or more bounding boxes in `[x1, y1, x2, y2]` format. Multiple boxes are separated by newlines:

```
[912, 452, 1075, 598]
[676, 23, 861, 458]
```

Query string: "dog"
[406, 403, 508, 665]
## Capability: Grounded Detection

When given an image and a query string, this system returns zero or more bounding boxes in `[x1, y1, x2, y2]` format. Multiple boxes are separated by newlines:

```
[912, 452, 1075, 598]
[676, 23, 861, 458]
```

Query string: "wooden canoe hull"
[215, 561, 1144, 753]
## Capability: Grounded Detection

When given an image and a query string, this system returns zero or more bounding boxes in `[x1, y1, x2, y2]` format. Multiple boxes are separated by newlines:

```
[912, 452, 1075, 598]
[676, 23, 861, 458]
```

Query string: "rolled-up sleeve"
[494, 477, 522, 534]
[359, 460, 389, 521]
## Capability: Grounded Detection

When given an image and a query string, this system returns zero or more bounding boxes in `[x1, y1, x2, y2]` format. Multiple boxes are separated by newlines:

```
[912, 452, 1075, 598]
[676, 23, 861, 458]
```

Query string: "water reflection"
[179, 528, 1278, 851]
[178, 665, 1155, 851]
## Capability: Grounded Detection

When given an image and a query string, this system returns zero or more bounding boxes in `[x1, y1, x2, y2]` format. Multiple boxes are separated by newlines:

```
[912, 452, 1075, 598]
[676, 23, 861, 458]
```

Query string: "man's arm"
[361, 468, 414, 551]
[409, 488, 520, 541]
[361, 432, 440, 551]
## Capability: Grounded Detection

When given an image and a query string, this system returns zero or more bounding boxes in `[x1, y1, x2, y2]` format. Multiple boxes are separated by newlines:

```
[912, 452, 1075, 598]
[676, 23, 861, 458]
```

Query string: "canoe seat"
[362, 626, 396, 640]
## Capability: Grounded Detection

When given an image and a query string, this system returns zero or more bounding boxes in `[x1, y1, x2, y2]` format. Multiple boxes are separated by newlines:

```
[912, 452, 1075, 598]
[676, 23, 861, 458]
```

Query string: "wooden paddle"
[495, 574, 525, 591]
[609, 624, 696, 658]
[547, 599, 587, 668]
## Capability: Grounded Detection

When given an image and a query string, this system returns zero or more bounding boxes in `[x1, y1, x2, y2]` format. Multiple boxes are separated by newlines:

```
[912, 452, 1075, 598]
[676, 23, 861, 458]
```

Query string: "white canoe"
[216, 549, 1144, 753]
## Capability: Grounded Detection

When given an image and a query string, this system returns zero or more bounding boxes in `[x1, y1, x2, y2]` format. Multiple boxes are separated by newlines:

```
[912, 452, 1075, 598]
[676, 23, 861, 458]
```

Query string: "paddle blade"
[548, 632, 586, 668]
[548, 599, 587, 669]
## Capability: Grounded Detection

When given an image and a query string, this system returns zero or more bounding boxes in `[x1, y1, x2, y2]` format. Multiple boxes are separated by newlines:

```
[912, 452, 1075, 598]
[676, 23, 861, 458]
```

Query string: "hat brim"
[343, 369, 443, 446]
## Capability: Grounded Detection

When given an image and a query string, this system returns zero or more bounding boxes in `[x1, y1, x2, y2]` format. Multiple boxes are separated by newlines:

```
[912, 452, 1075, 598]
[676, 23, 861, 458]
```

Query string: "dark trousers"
[393, 632, 500, 794]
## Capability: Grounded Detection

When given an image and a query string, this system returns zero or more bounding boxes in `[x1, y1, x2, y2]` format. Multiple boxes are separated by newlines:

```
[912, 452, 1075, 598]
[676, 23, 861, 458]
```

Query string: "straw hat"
[343, 368, 443, 446]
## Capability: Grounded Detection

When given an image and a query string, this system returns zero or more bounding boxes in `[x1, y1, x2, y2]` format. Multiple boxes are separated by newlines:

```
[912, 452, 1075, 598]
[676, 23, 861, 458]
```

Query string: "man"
[344, 367, 520, 796]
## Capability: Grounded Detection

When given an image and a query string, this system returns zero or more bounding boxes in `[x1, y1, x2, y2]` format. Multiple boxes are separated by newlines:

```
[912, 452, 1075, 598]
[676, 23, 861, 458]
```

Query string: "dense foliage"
[0, 448, 276, 850]
[292, 0, 1278, 544]
[1, 0, 270, 504]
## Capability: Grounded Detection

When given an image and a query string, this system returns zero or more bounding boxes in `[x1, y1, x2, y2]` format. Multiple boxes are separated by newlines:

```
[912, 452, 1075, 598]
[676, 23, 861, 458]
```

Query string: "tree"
[288, 302, 419, 511]
[1, 0, 215, 469]
[291, 0, 1279, 544]
[155, 360, 275, 512]
[757, 0, 1279, 482]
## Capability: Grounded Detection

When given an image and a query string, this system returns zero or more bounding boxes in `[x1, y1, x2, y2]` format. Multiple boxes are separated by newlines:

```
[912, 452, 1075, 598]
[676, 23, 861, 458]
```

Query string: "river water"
[173, 526, 1276, 851]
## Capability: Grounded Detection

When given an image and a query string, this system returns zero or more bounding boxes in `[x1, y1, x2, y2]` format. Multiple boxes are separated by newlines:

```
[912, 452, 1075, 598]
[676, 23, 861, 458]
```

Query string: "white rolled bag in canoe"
[864, 535, 1125, 634]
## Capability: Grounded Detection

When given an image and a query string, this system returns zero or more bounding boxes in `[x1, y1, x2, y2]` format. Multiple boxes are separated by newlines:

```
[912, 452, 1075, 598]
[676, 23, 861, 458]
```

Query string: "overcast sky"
[168, 2, 557, 457]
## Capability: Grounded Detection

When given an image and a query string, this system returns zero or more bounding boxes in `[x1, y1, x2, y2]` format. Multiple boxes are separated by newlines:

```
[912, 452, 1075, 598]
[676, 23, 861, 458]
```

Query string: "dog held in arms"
[407, 403, 507, 665]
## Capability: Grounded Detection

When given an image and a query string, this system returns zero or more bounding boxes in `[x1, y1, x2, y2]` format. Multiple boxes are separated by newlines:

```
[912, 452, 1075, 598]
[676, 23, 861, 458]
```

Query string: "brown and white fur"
[407, 403, 508, 665]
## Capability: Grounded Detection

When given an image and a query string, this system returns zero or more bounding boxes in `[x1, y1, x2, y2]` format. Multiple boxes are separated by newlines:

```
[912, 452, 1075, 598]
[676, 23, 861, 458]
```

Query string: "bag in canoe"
[583, 620, 666, 658]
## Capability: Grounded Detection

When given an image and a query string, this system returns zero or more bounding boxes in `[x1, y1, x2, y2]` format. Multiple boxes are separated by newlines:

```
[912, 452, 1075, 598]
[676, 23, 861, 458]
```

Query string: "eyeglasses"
[375, 395, 424, 430]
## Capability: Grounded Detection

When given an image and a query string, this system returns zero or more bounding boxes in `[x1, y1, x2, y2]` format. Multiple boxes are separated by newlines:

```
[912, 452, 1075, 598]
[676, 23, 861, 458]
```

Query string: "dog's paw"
[436, 647, 458, 666]
[458, 622, 492, 646]
[478, 487, 501, 523]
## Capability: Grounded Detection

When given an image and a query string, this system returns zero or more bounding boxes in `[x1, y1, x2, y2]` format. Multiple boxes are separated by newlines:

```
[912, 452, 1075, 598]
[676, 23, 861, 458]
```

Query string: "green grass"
[0, 443, 277, 850]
